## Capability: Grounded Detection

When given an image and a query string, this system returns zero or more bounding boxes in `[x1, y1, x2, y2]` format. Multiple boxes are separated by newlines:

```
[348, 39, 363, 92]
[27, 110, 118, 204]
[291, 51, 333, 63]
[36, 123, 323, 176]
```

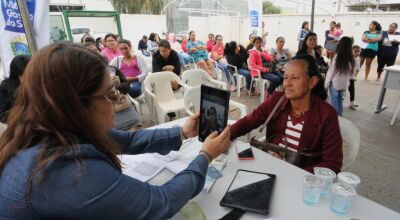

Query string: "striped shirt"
[279, 115, 305, 151]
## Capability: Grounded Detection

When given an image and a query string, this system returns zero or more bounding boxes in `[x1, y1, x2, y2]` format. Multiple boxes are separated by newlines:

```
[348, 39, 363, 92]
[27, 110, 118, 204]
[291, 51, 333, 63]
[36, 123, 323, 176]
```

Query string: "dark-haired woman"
[297, 32, 329, 76]
[230, 55, 342, 174]
[109, 39, 148, 98]
[101, 33, 122, 62]
[0, 43, 232, 219]
[271, 37, 292, 74]
[0, 55, 30, 123]
[224, 41, 258, 95]
[377, 23, 399, 81]
[360, 21, 382, 81]
[297, 21, 309, 50]
[147, 33, 159, 54]
[325, 37, 354, 116]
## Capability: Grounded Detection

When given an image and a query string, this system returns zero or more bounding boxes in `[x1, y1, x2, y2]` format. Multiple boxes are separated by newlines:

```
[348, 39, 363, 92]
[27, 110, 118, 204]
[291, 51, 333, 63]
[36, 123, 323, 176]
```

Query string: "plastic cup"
[337, 172, 361, 189]
[302, 175, 325, 206]
[314, 167, 336, 197]
[330, 183, 357, 216]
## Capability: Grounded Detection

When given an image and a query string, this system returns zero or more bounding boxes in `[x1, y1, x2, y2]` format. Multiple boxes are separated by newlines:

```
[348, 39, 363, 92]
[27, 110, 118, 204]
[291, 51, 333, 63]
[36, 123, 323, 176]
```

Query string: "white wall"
[120, 14, 167, 49]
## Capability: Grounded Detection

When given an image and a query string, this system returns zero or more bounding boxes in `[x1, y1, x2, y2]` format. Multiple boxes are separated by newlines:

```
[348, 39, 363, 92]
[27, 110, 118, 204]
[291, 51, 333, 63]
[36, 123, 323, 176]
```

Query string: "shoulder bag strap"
[257, 95, 286, 134]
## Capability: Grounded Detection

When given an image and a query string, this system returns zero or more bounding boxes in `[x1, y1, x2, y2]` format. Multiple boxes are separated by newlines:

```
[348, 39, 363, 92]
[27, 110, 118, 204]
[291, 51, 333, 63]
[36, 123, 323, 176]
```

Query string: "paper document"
[119, 154, 166, 182]
[388, 34, 400, 42]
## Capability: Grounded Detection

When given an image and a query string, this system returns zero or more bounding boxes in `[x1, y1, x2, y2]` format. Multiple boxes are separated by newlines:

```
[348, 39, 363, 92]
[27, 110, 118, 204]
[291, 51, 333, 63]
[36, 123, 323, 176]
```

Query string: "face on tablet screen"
[199, 85, 229, 142]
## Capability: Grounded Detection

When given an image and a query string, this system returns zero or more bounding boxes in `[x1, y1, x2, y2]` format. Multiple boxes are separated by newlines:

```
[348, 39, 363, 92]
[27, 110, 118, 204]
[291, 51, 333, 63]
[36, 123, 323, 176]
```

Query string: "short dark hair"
[352, 45, 361, 50]
[149, 33, 156, 41]
[252, 36, 263, 44]
[302, 21, 309, 29]
[118, 39, 132, 47]
[158, 40, 171, 49]
[276, 36, 285, 43]
[83, 36, 95, 43]
[391, 22, 398, 28]
[143, 35, 148, 39]
[104, 33, 118, 42]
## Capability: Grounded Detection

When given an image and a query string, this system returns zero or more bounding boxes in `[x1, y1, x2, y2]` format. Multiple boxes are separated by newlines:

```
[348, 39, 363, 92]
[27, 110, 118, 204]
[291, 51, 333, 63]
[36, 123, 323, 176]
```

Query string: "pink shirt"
[206, 40, 215, 52]
[101, 47, 122, 62]
[120, 58, 141, 78]
[211, 44, 224, 60]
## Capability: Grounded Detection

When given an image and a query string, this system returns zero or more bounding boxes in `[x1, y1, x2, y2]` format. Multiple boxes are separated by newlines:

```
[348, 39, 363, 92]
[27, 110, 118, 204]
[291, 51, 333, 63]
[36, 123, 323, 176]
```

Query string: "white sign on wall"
[248, 0, 262, 36]
[0, 0, 49, 78]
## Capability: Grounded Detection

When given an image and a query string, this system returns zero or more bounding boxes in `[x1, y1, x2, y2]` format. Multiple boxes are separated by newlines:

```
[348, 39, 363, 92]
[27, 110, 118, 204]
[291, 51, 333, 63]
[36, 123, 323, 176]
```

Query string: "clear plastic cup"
[302, 175, 325, 206]
[314, 167, 336, 197]
[330, 183, 357, 216]
[337, 172, 361, 189]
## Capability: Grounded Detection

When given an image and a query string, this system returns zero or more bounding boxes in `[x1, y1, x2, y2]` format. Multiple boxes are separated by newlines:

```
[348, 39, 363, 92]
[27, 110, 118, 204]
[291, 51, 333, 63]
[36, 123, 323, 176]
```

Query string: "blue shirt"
[0, 128, 209, 219]
[364, 31, 381, 51]
[186, 40, 209, 62]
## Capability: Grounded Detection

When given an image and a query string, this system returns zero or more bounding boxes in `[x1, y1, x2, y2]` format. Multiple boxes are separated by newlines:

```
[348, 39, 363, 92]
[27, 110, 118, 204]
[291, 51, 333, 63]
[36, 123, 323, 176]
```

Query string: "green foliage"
[108, 0, 163, 14]
[263, 1, 281, 14]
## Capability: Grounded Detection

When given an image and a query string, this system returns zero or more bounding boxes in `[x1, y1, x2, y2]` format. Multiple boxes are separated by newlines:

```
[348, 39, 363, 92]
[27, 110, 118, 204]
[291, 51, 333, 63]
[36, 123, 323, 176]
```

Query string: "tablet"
[198, 85, 230, 142]
[220, 169, 276, 215]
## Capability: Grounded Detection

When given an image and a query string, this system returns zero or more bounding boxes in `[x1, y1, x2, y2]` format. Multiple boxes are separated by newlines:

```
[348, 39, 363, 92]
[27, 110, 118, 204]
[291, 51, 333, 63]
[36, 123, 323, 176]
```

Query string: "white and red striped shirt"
[279, 115, 305, 151]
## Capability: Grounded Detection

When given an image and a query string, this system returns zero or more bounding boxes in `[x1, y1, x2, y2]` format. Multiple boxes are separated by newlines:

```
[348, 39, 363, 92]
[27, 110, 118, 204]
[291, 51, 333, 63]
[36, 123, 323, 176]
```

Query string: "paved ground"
[141, 59, 400, 213]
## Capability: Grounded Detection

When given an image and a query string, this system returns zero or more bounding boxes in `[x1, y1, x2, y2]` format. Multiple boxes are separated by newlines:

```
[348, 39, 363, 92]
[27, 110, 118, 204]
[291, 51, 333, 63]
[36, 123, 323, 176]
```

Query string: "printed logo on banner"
[1, 0, 35, 33]
[11, 36, 30, 55]
[250, 10, 259, 28]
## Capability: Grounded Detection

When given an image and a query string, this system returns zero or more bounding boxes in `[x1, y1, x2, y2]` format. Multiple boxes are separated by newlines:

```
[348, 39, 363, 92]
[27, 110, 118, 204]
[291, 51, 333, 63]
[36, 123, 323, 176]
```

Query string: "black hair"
[276, 37, 285, 43]
[188, 31, 195, 37]
[83, 36, 95, 43]
[252, 36, 263, 44]
[296, 32, 317, 55]
[118, 39, 132, 47]
[330, 21, 336, 26]
[248, 33, 255, 40]
[148, 33, 156, 41]
[208, 33, 214, 38]
[104, 33, 118, 42]
[6, 55, 31, 102]
[302, 21, 309, 29]
[158, 39, 171, 49]
[289, 54, 327, 100]
[390, 22, 398, 29]
[224, 41, 237, 56]
[215, 34, 223, 41]
[335, 36, 355, 75]
[371, 21, 382, 32]
[352, 45, 360, 50]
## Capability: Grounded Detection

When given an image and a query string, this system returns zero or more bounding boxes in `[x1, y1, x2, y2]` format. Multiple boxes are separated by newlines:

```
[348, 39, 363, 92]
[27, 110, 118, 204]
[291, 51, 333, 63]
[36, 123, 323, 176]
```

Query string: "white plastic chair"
[142, 55, 152, 71]
[181, 69, 227, 90]
[339, 117, 360, 170]
[143, 71, 186, 124]
[247, 58, 270, 103]
[226, 64, 246, 97]
[183, 86, 248, 119]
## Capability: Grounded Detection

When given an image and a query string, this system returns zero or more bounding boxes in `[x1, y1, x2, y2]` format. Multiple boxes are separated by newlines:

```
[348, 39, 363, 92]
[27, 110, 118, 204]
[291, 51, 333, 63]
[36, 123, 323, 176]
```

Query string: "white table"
[375, 65, 400, 125]
[148, 118, 400, 220]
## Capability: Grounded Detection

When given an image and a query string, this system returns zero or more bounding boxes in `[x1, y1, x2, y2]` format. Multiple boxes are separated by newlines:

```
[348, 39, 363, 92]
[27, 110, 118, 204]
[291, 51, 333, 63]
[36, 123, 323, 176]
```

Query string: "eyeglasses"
[81, 87, 125, 105]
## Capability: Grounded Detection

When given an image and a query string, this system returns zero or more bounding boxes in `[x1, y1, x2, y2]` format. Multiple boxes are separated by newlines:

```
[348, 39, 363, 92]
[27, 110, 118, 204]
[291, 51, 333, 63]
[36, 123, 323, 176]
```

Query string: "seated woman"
[109, 39, 148, 98]
[147, 33, 159, 54]
[211, 35, 236, 91]
[296, 32, 329, 76]
[249, 37, 283, 99]
[186, 31, 214, 77]
[0, 55, 31, 123]
[271, 37, 292, 74]
[224, 41, 259, 96]
[101, 33, 122, 62]
[0, 43, 232, 219]
[168, 33, 191, 65]
[230, 55, 342, 174]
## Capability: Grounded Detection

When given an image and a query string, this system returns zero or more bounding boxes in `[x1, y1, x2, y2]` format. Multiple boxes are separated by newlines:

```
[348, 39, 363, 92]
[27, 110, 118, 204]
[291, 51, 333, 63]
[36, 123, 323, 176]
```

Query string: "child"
[349, 45, 361, 109]
[325, 37, 355, 116]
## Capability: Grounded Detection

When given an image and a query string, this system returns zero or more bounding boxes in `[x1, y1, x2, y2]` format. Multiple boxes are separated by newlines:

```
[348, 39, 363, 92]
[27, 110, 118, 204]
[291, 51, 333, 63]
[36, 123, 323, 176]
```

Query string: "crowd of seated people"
[7, 19, 398, 217]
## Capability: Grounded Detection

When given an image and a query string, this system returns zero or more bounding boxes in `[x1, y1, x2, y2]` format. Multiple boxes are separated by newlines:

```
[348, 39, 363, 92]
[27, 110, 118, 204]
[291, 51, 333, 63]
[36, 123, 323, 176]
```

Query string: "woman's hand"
[181, 112, 200, 138]
[201, 126, 231, 160]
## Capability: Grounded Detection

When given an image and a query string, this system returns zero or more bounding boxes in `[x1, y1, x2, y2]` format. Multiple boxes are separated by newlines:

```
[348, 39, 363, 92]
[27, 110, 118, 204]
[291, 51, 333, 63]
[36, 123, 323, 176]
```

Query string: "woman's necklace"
[292, 107, 309, 118]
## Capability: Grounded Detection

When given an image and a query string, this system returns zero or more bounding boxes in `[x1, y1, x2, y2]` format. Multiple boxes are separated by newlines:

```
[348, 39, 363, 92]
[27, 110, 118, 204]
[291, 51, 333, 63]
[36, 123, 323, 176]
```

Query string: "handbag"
[249, 95, 321, 166]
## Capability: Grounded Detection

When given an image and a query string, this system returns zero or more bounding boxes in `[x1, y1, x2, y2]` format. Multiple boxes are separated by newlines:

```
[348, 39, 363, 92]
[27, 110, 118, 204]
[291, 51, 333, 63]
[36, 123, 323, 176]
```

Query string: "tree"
[263, 1, 281, 14]
[108, 0, 163, 14]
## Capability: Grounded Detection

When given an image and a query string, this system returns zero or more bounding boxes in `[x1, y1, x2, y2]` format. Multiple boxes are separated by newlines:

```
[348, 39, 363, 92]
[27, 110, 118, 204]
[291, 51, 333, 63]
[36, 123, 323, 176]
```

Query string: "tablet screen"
[220, 170, 275, 215]
[199, 85, 230, 142]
